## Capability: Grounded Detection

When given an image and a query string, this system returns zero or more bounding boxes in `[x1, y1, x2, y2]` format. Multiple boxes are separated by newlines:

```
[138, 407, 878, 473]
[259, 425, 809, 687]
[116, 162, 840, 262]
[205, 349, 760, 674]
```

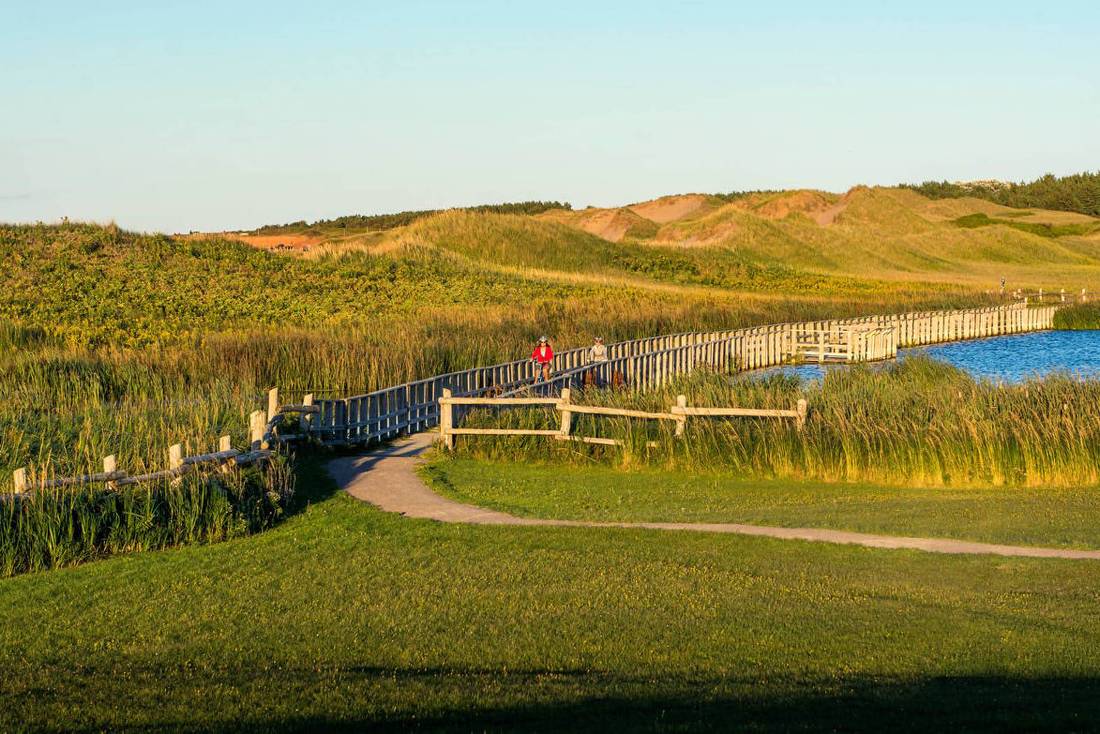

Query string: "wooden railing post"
[559, 388, 573, 438]
[796, 399, 808, 430]
[301, 393, 314, 433]
[674, 394, 688, 437]
[440, 388, 454, 450]
[103, 454, 118, 489]
[13, 467, 26, 494]
[266, 387, 279, 422]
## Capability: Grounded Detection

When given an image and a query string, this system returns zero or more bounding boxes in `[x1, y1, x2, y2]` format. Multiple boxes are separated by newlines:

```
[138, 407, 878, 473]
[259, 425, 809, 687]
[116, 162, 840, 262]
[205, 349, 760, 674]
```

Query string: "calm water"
[753, 330, 1100, 383]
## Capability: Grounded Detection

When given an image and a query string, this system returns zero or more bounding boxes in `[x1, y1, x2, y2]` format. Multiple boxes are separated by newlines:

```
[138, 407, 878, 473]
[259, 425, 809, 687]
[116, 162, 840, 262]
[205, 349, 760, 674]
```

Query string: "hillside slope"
[524, 187, 1100, 288]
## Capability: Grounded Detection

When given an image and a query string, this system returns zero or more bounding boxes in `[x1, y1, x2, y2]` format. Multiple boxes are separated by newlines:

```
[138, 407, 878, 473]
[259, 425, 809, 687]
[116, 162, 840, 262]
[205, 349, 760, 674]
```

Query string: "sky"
[2, 1, 1098, 233]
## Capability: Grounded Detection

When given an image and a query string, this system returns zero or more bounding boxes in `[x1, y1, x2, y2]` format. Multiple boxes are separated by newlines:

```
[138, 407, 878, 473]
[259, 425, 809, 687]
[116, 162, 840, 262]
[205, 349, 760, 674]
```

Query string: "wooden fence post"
[559, 388, 573, 438]
[674, 394, 688, 437]
[214, 435, 232, 473]
[796, 399, 808, 430]
[169, 444, 184, 472]
[103, 454, 117, 489]
[249, 410, 265, 451]
[440, 388, 454, 450]
[13, 467, 26, 494]
[267, 387, 279, 422]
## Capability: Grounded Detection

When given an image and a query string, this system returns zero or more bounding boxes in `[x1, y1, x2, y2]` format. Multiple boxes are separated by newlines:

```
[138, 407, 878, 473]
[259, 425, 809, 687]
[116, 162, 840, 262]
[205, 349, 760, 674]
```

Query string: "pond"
[754, 330, 1100, 383]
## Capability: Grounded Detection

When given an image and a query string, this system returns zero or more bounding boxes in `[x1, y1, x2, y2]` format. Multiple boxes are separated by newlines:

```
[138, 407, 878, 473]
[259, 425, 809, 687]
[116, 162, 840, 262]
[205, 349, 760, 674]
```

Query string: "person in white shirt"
[588, 336, 607, 363]
[586, 336, 608, 388]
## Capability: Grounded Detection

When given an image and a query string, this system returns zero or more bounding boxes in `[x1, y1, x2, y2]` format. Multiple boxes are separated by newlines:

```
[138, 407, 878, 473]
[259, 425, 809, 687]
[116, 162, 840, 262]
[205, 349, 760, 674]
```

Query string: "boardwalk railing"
[309, 301, 1058, 446]
[8, 300, 1064, 491]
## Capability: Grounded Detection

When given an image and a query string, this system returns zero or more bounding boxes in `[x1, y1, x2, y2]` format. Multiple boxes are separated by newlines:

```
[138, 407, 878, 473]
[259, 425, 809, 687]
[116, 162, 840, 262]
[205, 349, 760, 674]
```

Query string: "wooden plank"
[562, 404, 680, 421]
[671, 407, 800, 418]
[448, 428, 564, 436]
[441, 396, 561, 406]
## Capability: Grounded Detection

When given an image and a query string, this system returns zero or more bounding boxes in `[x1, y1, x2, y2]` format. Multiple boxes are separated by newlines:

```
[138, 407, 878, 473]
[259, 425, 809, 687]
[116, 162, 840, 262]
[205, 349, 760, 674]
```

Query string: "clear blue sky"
[2, 1, 1098, 232]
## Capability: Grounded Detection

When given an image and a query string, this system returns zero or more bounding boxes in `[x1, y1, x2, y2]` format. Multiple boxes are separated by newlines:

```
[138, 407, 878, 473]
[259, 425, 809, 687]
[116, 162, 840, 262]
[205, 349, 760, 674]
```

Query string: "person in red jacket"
[531, 336, 554, 382]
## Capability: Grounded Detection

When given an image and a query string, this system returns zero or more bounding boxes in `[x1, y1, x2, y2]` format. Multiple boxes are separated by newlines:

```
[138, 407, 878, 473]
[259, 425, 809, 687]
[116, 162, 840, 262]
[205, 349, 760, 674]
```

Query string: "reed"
[450, 357, 1100, 488]
[1052, 303, 1100, 329]
[0, 459, 292, 577]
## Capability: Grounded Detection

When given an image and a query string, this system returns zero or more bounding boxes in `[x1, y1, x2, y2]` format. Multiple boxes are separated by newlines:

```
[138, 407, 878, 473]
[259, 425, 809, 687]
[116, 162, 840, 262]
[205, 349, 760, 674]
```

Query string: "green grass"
[3, 457, 1100, 732]
[425, 459, 1100, 549]
[952, 212, 1100, 239]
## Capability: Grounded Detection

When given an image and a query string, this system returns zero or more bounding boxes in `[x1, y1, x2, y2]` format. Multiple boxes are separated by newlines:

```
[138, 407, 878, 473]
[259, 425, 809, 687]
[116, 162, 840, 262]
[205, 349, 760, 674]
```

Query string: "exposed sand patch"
[575, 209, 632, 242]
[628, 194, 711, 223]
[537, 207, 656, 242]
[742, 190, 845, 225]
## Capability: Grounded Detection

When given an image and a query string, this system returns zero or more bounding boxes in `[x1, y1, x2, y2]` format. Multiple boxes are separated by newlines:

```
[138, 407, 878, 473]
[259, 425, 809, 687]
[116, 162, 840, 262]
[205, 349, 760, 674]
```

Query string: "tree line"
[902, 171, 1100, 217]
[253, 201, 572, 235]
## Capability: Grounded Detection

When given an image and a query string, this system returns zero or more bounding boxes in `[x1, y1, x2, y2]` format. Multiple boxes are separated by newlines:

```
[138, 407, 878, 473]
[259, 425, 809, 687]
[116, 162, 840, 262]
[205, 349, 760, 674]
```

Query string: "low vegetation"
[951, 212, 1100, 238]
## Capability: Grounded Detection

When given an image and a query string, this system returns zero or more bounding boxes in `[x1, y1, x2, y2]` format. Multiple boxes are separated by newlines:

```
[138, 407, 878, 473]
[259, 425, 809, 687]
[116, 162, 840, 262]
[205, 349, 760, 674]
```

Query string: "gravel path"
[329, 433, 1100, 560]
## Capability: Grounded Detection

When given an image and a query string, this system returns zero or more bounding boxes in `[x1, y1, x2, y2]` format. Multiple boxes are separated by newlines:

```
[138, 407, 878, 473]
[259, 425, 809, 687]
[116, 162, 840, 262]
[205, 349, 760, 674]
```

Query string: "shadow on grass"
[115, 673, 1100, 733]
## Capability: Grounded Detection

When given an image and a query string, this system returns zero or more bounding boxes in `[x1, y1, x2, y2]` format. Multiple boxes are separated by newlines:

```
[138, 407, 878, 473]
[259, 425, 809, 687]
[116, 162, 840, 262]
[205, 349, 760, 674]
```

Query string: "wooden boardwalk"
[9, 300, 1065, 493]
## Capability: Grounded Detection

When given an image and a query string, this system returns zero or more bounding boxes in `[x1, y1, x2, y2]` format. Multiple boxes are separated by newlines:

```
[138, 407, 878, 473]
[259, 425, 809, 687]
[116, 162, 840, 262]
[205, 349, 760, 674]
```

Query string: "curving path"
[329, 433, 1100, 560]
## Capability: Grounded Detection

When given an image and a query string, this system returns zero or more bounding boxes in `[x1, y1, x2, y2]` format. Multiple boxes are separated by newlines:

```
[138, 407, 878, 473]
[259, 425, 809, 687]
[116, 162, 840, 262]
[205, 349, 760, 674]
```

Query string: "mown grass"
[449, 357, 1100, 488]
[426, 459, 1100, 549]
[2, 458, 1100, 732]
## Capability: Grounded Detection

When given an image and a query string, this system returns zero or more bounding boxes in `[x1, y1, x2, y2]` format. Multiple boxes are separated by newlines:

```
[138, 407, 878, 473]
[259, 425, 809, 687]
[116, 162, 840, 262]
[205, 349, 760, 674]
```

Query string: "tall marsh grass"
[452, 357, 1100, 488]
[0, 459, 292, 577]
[1053, 303, 1100, 330]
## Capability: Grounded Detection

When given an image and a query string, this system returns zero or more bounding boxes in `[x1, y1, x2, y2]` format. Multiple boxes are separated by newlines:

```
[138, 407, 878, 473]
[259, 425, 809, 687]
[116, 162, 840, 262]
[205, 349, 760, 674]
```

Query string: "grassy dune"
[0, 220, 992, 484]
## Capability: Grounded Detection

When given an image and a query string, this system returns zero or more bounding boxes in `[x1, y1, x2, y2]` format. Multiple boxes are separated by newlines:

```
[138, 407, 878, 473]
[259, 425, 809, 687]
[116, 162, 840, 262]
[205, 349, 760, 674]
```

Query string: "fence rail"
[438, 388, 808, 449]
[8, 299, 1066, 492]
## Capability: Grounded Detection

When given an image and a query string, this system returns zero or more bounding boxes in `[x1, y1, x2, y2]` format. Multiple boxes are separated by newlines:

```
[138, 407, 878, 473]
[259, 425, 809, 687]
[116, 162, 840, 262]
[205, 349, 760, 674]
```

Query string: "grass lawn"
[3, 458, 1100, 732]
[425, 458, 1100, 550]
